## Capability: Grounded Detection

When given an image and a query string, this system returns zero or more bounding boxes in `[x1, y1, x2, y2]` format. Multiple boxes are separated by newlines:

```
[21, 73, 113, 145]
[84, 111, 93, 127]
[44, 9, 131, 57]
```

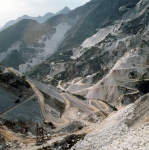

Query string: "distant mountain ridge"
[0, 0, 96, 71]
[56, 6, 70, 15]
[0, 0, 139, 72]
[0, 6, 70, 31]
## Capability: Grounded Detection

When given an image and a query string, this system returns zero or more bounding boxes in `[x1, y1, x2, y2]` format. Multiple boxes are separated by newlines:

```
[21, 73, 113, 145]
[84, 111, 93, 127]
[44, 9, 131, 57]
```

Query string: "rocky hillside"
[58, 0, 140, 53]
[28, 0, 140, 78]
[0, 0, 99, 72]
[2, 0, 149, 149]
[72, 93, 149, 149]
[28, 0, 148, 109]
[0, 16, 71, 72]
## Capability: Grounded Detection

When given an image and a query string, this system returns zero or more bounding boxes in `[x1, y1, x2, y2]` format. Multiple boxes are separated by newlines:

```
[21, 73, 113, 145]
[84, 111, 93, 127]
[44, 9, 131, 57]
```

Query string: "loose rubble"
[72, 94, 149, 150]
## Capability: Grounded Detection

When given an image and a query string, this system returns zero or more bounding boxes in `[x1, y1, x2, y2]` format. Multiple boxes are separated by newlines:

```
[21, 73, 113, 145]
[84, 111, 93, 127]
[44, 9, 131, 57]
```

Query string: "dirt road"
[5, 68, 112, 127]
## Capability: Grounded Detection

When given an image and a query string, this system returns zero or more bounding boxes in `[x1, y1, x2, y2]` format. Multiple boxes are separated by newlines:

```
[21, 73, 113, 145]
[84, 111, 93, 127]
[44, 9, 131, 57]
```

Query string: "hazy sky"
[0, 0, 90, 27]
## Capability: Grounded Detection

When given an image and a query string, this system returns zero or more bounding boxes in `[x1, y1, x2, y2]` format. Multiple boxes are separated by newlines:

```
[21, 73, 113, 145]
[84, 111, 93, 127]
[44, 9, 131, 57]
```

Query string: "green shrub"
[73, 94, 86, 100]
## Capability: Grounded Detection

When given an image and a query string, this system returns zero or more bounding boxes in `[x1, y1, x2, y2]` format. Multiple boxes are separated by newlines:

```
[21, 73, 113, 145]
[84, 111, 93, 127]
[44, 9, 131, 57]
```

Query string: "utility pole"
[36, 123, 44, 144]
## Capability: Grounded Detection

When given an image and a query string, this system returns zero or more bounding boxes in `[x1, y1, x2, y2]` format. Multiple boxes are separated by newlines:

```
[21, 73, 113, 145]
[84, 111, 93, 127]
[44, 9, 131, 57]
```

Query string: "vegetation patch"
[81, 46, 99, 60]
[2, 50, 25, 70]
[73, 94, 86, 100]
[95, 33, 116, 46]
[27, 63, 51, 78]
[135, 80, 149, 94]
[38, 133, 86, 150]
[49, 79, 58, 87]
[100, 100, 117, 111]
[139, 40, 146, 48]
[93, 68, 109, 84]
[2, 46, 37, 70]
[121, 11, 148, 35]
[0, 20, 28, 53]
[54, 71, 67, 80]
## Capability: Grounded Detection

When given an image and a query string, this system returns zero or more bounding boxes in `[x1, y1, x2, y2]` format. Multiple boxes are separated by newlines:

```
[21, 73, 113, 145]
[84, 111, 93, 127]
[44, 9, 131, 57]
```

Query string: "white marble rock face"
[19, 22, 71, 73]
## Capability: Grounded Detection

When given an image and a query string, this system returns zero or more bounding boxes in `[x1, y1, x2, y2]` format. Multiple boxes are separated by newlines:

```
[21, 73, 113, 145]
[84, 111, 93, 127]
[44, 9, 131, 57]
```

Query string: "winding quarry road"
[5, 68, 113, 128]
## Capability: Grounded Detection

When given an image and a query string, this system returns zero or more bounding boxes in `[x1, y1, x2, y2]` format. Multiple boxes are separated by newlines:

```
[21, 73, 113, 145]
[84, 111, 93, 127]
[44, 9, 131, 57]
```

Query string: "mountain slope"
[27, 0, 149, 110]
[57, 0, 140, 53]
[28, 0, 140, 78]
[0, 0, 99, 71]
[0, 19, 53, 69]
[0, 15, 72, 71]
[2, 0, 149, 149]
[0, 19, 28, 53]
